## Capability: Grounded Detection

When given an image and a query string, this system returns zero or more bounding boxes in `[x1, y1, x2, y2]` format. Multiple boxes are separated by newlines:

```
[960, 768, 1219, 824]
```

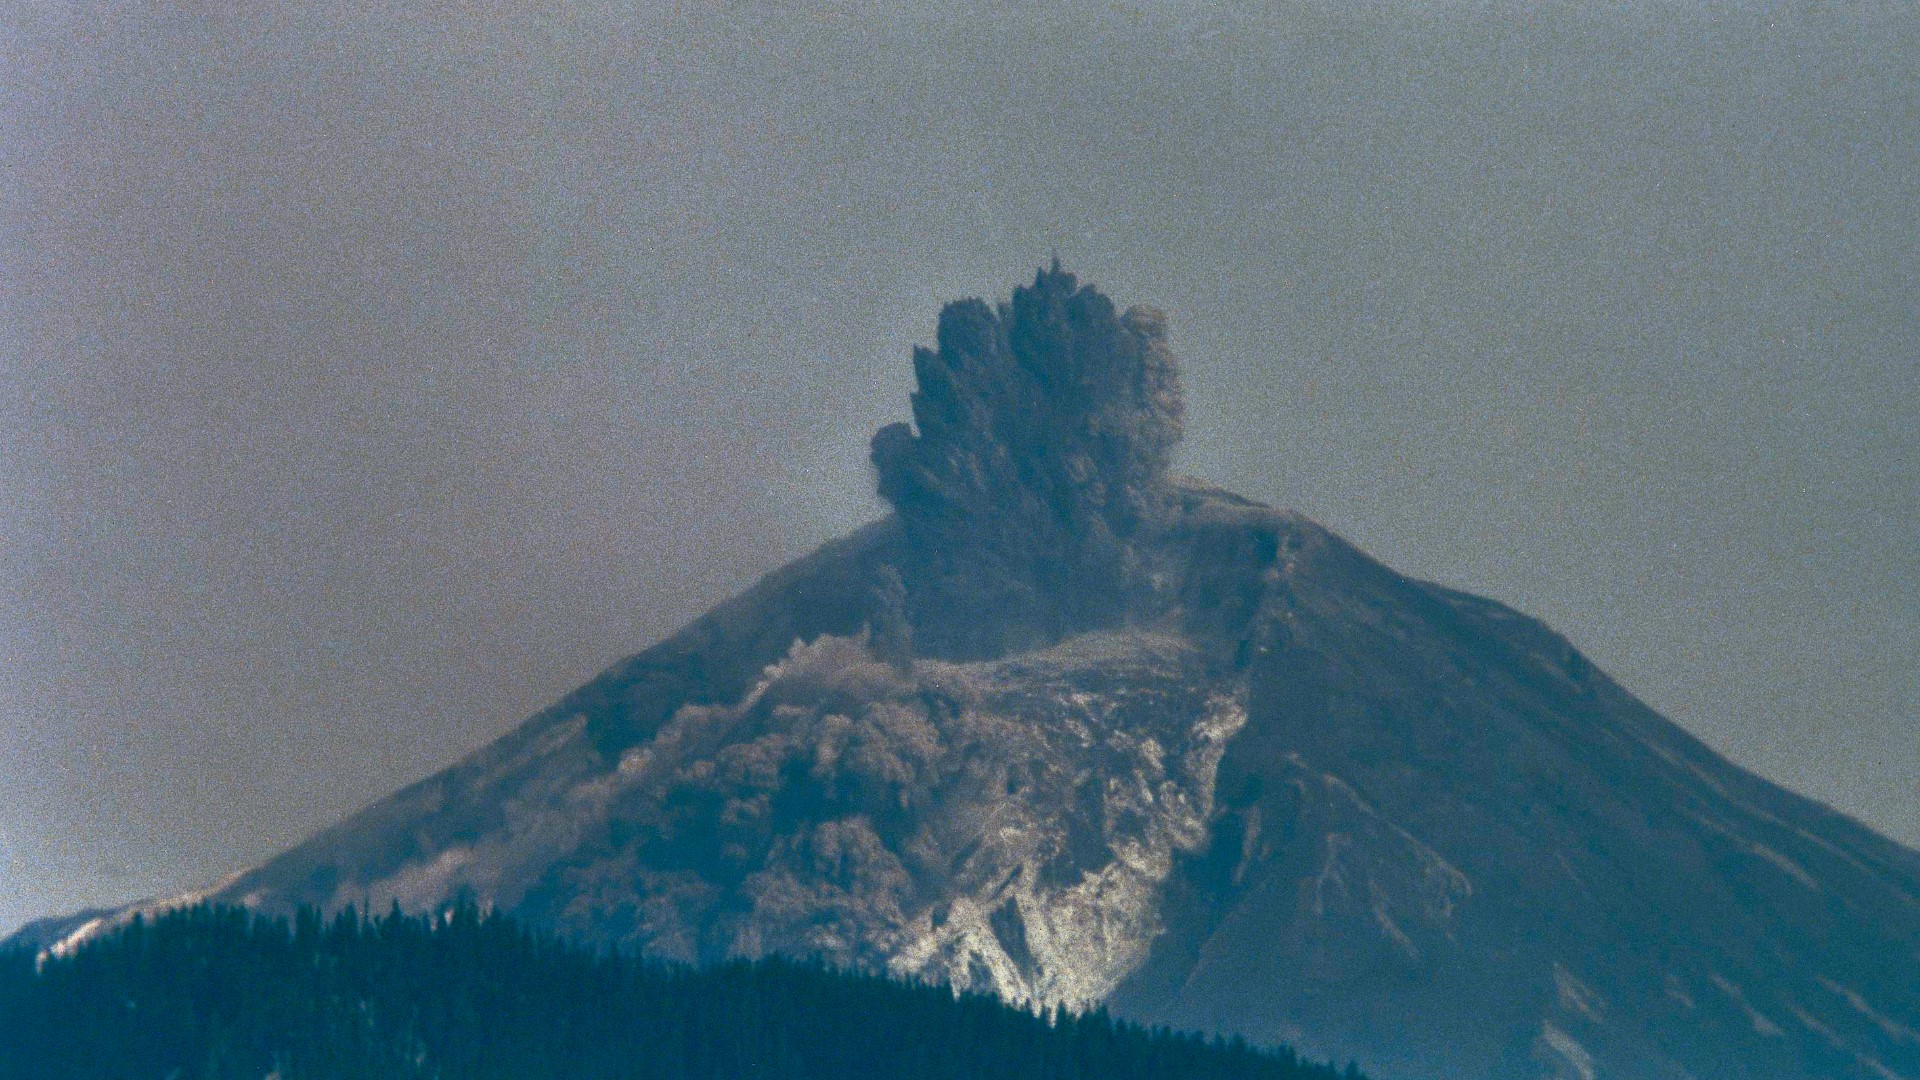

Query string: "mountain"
[17, 267, 1920, 1080]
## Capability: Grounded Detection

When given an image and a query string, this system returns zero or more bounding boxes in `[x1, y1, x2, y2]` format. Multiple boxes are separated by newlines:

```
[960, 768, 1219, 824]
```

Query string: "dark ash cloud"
[871, 265, 1184, 657]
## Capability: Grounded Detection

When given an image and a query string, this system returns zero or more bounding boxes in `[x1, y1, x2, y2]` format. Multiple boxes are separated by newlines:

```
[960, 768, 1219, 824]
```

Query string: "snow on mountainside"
[17, 268, 1920, 1080]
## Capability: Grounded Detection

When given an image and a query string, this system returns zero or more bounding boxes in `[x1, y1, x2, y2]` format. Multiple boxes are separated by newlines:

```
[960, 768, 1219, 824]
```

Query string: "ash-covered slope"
[22, 268, 1920, 1080]
[1112, 496, 1920, 1080]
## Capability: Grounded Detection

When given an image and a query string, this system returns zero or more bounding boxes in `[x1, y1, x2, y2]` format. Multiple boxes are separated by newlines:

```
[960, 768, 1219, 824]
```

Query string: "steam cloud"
[870, 263, 1185, 657]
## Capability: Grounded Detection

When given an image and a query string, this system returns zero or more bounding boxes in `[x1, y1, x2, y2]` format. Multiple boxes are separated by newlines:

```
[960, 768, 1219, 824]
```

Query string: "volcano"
[20, 267, 1920, 1080]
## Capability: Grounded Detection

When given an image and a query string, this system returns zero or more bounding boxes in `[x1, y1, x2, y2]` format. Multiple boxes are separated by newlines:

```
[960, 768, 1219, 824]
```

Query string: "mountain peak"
[17, 271, 1920, 1080]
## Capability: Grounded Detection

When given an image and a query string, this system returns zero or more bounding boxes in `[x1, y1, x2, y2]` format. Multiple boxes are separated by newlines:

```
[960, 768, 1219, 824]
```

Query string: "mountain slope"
[19, 268, 1920, 1080]
[31, 484, 1920, 1080]
[1111, 495, 1920, 1080]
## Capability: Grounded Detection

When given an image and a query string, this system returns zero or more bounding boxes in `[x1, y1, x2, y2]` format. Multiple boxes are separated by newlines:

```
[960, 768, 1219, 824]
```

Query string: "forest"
[0, 903, 1363, 1080]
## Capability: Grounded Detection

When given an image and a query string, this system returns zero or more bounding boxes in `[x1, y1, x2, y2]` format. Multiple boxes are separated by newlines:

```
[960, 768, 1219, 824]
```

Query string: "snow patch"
[1820, 976, 1920, 1045]
[43, 871, 247, 963]
[1533, 1020, 1597, 1080]
[1553, 963, 1608, 1024]
[1710, 973, 1783, 1037]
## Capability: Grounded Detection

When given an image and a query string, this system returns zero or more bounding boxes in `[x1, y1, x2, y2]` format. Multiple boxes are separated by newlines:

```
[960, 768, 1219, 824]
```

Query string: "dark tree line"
[0, 903, 1363, 1080]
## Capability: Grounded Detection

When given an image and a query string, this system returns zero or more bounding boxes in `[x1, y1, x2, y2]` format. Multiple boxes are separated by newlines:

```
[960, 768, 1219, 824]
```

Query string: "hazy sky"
[2, 0, 1915, 934]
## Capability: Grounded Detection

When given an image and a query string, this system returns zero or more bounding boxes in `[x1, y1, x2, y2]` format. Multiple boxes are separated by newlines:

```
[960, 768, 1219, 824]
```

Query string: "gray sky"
[2, 0, 1915, 935]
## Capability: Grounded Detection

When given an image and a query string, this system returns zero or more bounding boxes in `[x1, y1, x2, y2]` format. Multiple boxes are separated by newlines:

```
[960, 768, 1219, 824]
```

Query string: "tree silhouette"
[0, 903, 1360, 1080]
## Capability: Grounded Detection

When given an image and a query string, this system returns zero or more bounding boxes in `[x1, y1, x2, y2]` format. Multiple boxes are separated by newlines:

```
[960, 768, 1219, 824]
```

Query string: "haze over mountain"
[6, 0, 1918, 940]
[17, 268, 1920, 1080]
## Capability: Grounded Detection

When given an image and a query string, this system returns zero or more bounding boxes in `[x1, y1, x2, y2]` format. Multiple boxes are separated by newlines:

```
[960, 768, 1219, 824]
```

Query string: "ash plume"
[870, 262, 1184, 657]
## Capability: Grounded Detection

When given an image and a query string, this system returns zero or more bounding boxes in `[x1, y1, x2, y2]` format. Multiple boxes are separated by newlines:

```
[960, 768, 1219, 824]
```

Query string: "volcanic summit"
[21, 267, 1920, 1080]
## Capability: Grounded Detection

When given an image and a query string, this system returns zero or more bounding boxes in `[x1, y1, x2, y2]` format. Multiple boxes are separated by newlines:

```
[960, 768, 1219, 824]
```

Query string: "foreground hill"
[0, 903, 1354, 1080]
[16, 268, 1920, 1079]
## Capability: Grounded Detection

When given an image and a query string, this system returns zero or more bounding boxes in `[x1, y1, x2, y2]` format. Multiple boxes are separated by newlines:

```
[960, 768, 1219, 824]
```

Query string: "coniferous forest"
[0, 904, 1362, 1080]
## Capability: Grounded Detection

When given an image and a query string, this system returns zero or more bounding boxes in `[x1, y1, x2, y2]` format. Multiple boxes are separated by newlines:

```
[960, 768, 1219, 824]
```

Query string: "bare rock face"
[22, 271, 1920, 1080]
[276, 628, 1241, 1014]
